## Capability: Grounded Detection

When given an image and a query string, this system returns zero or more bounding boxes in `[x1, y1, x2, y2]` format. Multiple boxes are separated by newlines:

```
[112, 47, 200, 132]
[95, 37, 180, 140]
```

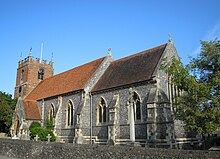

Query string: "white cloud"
[192, 46, 201, 55]
[205, 23, 220, 40]
[192, 21, 220, 55]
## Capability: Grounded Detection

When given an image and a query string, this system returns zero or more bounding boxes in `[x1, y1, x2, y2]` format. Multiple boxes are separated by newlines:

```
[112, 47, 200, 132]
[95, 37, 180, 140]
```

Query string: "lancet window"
[132, 92, 141, 121]
[66, 100, 74, 127]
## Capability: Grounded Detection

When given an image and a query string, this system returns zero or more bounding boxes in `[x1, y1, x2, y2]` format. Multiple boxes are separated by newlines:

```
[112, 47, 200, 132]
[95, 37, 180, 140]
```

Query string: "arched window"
[97, 97, 107, 123]
[48, 104, 54, 124]
[66, 100, 74, 127]
[38, 68, 44, 80]
[133, 92, 141, 121]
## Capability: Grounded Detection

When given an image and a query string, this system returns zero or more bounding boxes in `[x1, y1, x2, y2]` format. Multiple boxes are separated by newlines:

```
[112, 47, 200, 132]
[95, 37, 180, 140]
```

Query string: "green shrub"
[30, 127, 56, 142]
[29, 121, 41, 131]
[45, 119, 53, 130]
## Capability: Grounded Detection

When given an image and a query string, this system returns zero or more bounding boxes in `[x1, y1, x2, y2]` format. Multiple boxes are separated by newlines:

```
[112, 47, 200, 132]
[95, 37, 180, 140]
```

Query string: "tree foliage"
[0, 91, 17, 133]
[161, 38, 220, 135]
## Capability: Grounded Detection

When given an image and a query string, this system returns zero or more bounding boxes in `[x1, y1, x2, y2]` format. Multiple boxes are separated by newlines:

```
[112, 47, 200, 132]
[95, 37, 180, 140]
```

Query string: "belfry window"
[38, 68, 44, 80]
[66, 100, 74, 127]
[20, 69, 24, 83]
[19, 86, 22, 94]
[97, 97, 107, 123]
[133, 92, 141, 121]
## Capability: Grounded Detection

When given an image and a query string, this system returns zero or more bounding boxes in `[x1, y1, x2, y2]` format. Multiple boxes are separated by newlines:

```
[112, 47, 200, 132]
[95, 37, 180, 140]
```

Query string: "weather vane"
[168, 34, 172, 42]
[108, 48, 112, 56]
[51, 52, 54, 61]
[29, 47, 32, 56]
[20, 52, 22, 60]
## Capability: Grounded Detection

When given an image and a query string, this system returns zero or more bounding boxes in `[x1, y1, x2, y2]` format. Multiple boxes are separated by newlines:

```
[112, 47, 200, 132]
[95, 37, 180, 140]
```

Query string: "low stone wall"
[0, 138, 219, 159]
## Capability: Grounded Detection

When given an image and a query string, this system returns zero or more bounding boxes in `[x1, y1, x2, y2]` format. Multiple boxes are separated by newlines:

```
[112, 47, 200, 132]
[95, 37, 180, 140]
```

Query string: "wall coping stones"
[0, 138, 220, 159]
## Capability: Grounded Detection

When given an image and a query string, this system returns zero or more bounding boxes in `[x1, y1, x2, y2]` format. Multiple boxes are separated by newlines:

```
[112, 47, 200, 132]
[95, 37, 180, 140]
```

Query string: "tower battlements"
[18, 55, 53, 68]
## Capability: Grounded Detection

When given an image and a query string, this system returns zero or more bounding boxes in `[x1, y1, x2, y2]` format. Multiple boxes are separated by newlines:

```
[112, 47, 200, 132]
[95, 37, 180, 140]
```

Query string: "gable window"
[66, 100, 74, 127]
[48, 104, 55, 125]
[38, 68, 44, 80]
[97, 97, 107, 123]
[133, 92, 141, 121]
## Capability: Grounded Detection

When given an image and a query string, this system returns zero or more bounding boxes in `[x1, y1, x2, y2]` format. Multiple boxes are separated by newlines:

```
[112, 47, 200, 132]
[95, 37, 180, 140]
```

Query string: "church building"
[11, 40, 194, 148]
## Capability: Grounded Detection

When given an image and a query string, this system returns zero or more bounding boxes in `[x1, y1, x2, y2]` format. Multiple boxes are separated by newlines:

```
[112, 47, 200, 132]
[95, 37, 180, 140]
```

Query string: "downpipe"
[89, 92, 93, 144]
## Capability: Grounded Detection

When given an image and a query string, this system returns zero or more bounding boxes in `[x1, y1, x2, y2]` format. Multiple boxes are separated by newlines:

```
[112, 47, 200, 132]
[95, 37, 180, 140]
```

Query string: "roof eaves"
[92, 78, 156, 94]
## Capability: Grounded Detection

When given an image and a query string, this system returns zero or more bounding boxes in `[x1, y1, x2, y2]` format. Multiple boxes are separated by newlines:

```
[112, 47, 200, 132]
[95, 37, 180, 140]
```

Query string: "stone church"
[11, 40, 193, 148]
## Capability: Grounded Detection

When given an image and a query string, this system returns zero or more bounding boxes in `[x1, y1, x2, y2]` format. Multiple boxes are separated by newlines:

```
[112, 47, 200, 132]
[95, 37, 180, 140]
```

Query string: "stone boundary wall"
[0, 139, 220, 159]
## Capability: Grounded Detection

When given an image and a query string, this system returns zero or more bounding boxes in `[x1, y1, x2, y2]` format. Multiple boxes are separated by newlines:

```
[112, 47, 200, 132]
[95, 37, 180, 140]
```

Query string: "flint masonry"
[11, 39, 192, 148]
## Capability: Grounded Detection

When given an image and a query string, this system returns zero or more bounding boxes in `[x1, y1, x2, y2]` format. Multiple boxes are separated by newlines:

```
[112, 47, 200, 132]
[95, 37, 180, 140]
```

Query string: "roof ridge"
[112, 43, 167, 64]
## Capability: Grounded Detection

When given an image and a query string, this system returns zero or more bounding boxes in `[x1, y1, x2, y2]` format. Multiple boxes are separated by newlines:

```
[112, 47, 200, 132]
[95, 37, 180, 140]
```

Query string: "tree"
[161, 38, 220, 136]
[0, 91, 17, 133]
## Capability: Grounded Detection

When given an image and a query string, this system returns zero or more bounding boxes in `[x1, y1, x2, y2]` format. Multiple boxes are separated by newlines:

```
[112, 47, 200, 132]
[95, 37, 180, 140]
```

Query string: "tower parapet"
[18, 56, 53, 68]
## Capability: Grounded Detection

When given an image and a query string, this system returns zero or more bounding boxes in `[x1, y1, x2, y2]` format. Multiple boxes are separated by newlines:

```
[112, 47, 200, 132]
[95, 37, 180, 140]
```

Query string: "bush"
[45, 119, 53, 130]
[30, 127, 56, 142]
[29, 121, 41, 131]
[29, 120, 56, 142]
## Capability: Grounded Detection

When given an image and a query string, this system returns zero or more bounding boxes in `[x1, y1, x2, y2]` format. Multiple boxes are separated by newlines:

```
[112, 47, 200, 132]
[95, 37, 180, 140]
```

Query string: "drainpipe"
[89, 92, 93, 144]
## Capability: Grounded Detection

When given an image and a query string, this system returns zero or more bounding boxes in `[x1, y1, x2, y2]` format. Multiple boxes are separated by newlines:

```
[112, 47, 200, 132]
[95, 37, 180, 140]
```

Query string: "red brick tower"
[14, 51, 54, 98]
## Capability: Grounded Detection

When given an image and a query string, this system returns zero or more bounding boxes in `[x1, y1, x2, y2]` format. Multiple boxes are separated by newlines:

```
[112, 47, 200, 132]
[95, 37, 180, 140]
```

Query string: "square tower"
[14, 54, 54, 98]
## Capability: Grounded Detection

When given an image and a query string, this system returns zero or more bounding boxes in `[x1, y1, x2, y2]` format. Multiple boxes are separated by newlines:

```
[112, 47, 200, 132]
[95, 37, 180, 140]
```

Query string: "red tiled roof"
[26, 57, 105, 100]
[23, 99, 41, 120]
[92, 44, 167, 92]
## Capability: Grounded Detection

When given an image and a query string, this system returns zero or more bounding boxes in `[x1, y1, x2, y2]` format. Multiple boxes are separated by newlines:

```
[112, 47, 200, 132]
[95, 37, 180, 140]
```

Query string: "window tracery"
[97, 97, 107, 123]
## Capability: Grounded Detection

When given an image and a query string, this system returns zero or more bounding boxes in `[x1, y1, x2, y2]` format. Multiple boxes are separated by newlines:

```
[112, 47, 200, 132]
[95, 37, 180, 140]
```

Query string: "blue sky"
[1, 0, 220, 96]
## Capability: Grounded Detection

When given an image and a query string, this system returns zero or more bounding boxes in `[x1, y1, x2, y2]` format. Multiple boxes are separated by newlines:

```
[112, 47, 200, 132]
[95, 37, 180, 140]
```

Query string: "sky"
[0, 0, 220, 96]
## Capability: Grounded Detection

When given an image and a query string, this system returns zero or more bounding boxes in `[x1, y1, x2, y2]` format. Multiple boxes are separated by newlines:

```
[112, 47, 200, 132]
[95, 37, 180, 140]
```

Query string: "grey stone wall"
[10, 98, 26, 136]
[79, 54, 113, 140]
[0, 139, 219, 159]
[92, 83, 156, 143]
[38, 91, 82, 142]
